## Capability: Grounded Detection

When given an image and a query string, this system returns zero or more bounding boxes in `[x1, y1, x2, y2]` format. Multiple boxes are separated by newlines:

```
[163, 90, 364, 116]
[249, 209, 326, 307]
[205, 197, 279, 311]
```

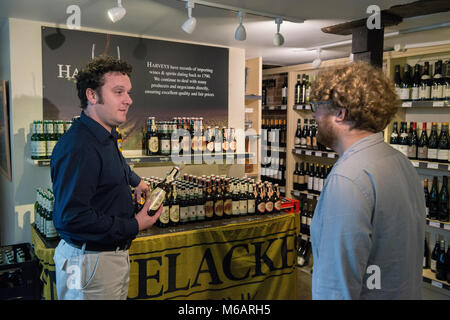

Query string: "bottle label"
[301, 216, 307, 224]
[298, 175, 305, 185]
[275, 200, 281, 211]
[431, 260, 436, 272]
[247, 199, 255, 213]
[444, 85, 450, 99]
[397, 145, 408, 157]
[182, 136, 190, 152]
[188, 205, 197, 220]
[300, 137, 306, 146]
[428, 148, 438, 159]
[265, 201, 273, 213]
[308, 177, 313, 191]
[207, 142, 214, 152]
[307, 217, 312, 226]
[232, 201, 240, 215]
[214, 200, 224, 217]
[160, 139, 171, 153]
[411, 87, 419, 100]
[148, 188, 165, 213]
[257, 202, 266, 213]
[294, 137, 301, 145]
[160, 206, 170, 224]
[400, 88, 410, 100]
[318, 179, 324, 192]
[239, 200, 247, 215]
[431, 85, 443, 99]
[169, 205, 180, 223]
[205, 201, 214, 218]
[407, 145, 417, 159]
[224, 199, 233, 215]
[37, 141, 47, 157]
[437, 149, 448, 161]
[419, 86, 431, 100]
[171, 139, 180, 153]
[314, 177, 320, 192]
[229, 141, 237, 152]
[196, 204, 205, 218]
[180, 206, 189, 221]
[46, 140, 57, 157]
[46, 219, 58, 238]
[418, 146, 428, 159]
[148, 137, 159, 153]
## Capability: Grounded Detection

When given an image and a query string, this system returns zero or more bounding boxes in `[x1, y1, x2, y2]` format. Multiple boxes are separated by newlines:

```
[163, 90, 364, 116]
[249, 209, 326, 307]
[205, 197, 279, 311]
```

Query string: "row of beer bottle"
[134, 175, 284, 228]
[143, 116, 237, 156]
[30, 120, 73, 160]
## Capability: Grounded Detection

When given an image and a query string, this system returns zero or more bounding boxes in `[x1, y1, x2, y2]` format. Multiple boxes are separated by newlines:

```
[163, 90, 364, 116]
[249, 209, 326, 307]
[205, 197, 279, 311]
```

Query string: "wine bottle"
[419, 62, 431, 101]
[407, 122, 418, 160]
[439, 176, 449, 222]
[232, 182, 240, 216]
[390, 122, 399, 151]
[427, 122, 439, 162]
[398, 122, 409, 157]
[423, 238, 430, 269]
[273, 184, 281, 213]
[294, 75, 302, 105]
[431, 60, 444, 100]
[429, 176, 439, 220]
[204, 180, 214, 220]
[301, 119, 308, 148]
[394, 65, 402, 98]
[294, 119, 302, 147]
[411, 64, 421, 101]
[147, 167, 180, 216]
[436, 240, 446, 280]
[247, 183, 256, 215]
[297, 237, 311, 267]
[400, 64, 412, 101]
[424, 178, 430, 219]
[445, 243, 450, 283]
[437, 122, 449, 163]
[256, 184, 266, 214]
[282, 79, 287, 105]
[431, 238, 440, 273]
[417, 122, 428, 160]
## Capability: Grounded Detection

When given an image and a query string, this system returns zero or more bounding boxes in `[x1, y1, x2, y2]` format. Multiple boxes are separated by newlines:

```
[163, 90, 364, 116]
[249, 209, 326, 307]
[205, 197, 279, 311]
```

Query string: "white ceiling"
[1, 0, 449, 66]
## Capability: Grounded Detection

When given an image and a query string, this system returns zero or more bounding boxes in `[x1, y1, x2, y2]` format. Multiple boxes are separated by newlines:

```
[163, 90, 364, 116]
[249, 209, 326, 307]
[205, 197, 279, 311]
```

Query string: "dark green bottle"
[438, 176, 449, 222]
[429, 176, 439, 220]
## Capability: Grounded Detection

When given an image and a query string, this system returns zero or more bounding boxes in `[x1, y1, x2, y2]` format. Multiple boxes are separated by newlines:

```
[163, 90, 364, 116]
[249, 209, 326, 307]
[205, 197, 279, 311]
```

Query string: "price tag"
[431, 280, 443, 289]
[281, 105, 287, 110]
[433, 101, 444, 107]
[328, 153, 336, 158]
[427, 162, 439, 169]
[131, 158, 141, 163]
[429, 221, 440, 229]
[305, 151, 312, 156]
[316, 152, 322, 157]
[295, 149, 302, 154]
[411, 161, 419, 168]
[307, 194, 313, 200]
[304, 104, 311, 110]
[269, 106, 275, 110]
[402, 101, 412, 108]
[444, 224, 450, 231]
[245, 108, 253, 113]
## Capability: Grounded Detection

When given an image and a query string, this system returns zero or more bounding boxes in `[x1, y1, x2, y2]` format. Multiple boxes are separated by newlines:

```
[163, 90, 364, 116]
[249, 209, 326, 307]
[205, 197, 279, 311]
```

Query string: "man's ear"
[334, 107, 347, 123]
[86, 88, 98, 105]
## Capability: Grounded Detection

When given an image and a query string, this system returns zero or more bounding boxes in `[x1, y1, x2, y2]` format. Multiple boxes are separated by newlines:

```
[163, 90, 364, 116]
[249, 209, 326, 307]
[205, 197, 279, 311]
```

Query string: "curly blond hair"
[310, 61, 400, 132]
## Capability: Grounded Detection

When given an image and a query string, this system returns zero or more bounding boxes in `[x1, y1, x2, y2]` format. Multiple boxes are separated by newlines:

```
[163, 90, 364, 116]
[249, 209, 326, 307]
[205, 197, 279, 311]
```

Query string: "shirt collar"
[337, 132, 384, 163]
[80, 111, 116, 144]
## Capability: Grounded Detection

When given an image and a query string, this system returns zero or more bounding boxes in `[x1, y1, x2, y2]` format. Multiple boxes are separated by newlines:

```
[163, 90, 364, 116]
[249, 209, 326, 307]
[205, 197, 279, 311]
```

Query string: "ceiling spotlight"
[312, 48, 322, 68]
[273, 18, 284, 46]
[234, 11, 246, 41]
[182, 1, 197, 34]
[108, 0, 126, 23]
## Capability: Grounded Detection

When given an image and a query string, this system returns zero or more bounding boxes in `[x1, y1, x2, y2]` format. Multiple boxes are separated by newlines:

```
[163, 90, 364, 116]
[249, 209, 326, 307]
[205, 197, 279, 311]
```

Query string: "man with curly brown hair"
[309, 62, 425, 299]
[51, 56, 162, 300]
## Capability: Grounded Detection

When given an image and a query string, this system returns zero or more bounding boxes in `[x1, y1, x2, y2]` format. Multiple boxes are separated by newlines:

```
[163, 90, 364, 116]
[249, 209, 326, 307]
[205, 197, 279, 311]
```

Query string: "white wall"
[0, 18, 245, 245]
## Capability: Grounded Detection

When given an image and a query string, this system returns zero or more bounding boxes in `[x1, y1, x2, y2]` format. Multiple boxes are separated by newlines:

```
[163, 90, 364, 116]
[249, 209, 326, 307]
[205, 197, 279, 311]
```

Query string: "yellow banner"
[31, 212, 298, 300]
[128, 213, 298, 300]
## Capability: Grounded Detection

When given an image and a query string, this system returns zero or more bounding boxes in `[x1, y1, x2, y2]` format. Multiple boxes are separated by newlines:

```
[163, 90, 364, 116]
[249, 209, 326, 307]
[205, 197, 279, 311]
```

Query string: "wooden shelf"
[423, 269, 450, 291]
[401, 100, 450, 108]
[426, 218, 450, 231]
[292, 148, 338, 159]
[410, 159, 450, 171]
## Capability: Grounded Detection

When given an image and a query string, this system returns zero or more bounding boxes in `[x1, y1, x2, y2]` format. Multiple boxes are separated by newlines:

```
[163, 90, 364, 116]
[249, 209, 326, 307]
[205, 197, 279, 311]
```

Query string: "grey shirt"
[310, 132, 425, 300]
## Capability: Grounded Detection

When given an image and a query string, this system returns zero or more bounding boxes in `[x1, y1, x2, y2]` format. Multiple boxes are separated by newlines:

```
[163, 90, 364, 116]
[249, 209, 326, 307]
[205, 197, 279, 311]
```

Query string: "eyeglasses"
[310, 101, 334, 112]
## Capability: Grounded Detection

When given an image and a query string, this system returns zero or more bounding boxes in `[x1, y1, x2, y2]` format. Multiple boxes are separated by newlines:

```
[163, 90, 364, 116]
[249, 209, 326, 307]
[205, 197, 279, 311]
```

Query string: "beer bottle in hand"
[147, 167, 180, 216]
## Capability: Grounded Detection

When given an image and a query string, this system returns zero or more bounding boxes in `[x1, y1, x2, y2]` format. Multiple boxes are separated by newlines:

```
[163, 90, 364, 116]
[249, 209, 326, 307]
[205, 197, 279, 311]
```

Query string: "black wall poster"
[42, 27, 229, 150]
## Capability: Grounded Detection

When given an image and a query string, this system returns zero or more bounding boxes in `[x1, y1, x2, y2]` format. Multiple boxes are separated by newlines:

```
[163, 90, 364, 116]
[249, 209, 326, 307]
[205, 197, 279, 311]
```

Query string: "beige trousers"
[54, 239, 130, 300]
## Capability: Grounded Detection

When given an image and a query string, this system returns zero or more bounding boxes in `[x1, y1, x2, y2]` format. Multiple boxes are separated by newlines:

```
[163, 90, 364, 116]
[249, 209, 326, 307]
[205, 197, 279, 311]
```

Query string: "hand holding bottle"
[136, 200, 163, 231]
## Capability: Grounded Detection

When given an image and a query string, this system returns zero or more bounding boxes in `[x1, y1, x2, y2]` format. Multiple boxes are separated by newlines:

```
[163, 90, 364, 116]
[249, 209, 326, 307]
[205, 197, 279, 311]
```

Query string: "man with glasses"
[309, 62, 425, 299]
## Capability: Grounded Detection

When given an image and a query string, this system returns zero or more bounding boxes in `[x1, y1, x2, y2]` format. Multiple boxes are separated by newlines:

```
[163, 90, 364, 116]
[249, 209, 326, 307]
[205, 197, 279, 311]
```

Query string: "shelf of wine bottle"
[293, 104, 312, 111]
[262, 105, 287, 111]
[426, 218, 450, 231]
[291, 190, 320, 201]
[411, 159, 450, 171]
[401, 100, 450, 108]
[292, 148, 338, 159]
[423, 269, 450, 291]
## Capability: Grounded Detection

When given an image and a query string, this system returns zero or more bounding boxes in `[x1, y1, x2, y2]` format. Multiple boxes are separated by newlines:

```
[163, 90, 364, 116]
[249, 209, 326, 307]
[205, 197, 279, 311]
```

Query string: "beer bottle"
[169, 183, 180, 226]
[204, 180, 214, 220]
[196, 183, 206, 221]
[232, 182, 240, 216]
[187, 185, 197, 222]
[31, 121, 40, 160]
[158, 192, 170, 228]
[239, 181, 248, 216]
[247, 182, 256, 215]
[257, 184, 266, 214]
[147, 167, 180, 216]
[265, 183, 274, 214]
[273, 184, 281, 213]
[147, 117, 159, 155]
[179, 187, 189, 224]
[214, 180, 224, 219]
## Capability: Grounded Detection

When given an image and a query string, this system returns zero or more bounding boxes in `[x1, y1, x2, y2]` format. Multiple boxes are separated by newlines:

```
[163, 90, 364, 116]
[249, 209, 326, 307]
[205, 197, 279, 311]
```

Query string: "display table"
[32, 207, 299, 300]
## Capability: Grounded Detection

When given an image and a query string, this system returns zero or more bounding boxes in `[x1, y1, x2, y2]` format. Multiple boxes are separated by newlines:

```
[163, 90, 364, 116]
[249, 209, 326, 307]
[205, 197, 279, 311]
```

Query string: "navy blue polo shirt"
[50, 111, 140, 247]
